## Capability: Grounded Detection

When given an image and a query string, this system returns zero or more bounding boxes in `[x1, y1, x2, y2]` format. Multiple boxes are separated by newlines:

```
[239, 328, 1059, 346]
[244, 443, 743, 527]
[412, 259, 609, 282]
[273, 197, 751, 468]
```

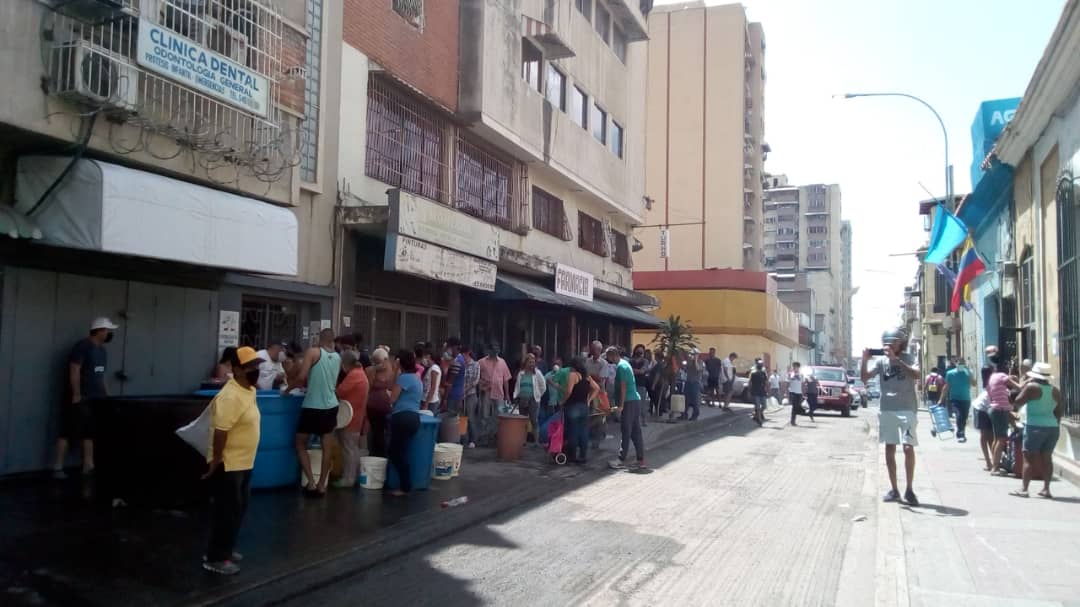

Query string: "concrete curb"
[196, 410, 745, 606]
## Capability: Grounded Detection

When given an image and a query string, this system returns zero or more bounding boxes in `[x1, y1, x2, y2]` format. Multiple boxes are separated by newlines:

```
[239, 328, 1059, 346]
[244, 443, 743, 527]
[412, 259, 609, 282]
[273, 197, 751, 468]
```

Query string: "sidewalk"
[0, 404, 745, 607]
[861, 409, 1080, 607]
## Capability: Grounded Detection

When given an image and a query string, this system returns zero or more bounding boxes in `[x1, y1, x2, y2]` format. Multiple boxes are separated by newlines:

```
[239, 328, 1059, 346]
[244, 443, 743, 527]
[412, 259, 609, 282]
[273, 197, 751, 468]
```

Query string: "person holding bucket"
[333, 350, 369, 489]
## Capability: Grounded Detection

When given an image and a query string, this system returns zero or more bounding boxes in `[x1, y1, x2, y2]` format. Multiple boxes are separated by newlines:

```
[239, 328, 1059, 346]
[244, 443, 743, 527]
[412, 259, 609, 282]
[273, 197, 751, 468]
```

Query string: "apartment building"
[763, 180, 847, 364]
[840, 220, 853, 365]
[336, 0, 657, 361]
[0, 0, 341, 475]
[636, 1, 766, 273]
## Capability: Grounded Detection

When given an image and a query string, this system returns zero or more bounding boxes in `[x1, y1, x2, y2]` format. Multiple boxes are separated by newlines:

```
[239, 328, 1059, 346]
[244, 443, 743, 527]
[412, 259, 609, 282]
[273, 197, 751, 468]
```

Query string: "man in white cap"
[52, 317, 119, 479]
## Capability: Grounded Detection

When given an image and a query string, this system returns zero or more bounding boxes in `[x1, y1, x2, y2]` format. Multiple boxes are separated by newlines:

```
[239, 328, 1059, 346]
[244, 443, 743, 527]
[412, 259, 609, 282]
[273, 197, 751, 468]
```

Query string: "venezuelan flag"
[951, 237, 986, 312]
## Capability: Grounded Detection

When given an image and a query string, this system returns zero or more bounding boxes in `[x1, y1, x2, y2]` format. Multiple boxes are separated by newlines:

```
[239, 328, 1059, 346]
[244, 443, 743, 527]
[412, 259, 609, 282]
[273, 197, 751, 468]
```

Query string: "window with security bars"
[299, 0, 323, 183]
[393, 0, 424, 29]
[455, 136, 528, 233]
[579, 212, 607, 256]
[365, 76, 448, 202]
[532, 187, 571, 240]
[1056, 170, 1080, 421]
[1020, 254, 1035, 326]
[612, 230, 631, 267]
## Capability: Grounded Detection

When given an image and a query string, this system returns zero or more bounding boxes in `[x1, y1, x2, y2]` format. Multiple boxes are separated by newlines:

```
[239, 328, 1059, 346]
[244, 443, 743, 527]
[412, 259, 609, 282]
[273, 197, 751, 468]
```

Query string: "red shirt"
[336, 367, 370, 433]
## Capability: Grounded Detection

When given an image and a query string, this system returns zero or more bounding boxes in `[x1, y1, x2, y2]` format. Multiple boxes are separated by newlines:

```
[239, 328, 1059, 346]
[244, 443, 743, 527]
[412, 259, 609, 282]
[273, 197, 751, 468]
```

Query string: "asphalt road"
[286, 404, 880, 607]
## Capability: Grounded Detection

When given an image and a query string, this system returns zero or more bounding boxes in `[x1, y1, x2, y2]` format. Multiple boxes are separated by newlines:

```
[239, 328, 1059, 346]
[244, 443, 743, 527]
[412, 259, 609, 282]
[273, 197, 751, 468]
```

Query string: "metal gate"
[1056, 170, 1080, 422]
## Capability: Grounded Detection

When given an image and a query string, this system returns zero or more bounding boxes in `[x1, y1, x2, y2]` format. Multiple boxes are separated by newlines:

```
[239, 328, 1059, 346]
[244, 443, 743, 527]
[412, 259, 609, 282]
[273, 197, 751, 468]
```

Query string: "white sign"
[389, 192, 501, 261]
[554, 263, 594, 302]
[218, 310, 239, 348]
[385, 234, 497, 291]
[136, 19, 270, 118]
[320, 319, 332, 330]
[343, 315, 351, 329]
[659, 228, 670, 259]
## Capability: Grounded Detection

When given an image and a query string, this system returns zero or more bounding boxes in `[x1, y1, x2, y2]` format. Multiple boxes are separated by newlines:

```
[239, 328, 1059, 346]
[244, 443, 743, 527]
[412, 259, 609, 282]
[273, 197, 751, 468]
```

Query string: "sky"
[658, 0, 1064, 355]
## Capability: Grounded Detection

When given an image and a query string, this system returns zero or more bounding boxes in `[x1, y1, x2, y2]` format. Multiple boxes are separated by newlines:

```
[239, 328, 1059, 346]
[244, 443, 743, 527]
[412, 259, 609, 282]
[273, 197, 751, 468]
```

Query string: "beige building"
[635, 2, 766, 273]
[763, 180, 847, 364]
[0, 0, 341, 474]
[335, 0, 657, 357]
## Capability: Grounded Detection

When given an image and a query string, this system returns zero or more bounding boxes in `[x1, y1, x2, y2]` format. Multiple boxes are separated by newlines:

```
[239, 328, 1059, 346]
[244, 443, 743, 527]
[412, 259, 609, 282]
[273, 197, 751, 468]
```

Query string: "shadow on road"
[900, 503, 969, 517]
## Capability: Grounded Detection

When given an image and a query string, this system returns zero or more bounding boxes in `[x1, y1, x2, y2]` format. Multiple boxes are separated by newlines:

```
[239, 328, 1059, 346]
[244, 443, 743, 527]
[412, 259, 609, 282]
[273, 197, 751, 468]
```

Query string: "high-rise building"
[763, 181, 847, 364]
[635, 2, 767, 272]
[840, 220, 853, 366]
[633, 3, 800, 371]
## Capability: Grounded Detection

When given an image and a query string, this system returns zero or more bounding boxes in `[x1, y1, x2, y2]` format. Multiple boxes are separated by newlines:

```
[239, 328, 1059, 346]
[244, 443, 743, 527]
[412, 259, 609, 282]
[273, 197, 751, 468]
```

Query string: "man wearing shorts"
[721, 352, 738, 410]
[862, 326, 920, 506]
[704, 348, 723, 407]
[788, 362, 805, 426]
[295, 329, 341, 496]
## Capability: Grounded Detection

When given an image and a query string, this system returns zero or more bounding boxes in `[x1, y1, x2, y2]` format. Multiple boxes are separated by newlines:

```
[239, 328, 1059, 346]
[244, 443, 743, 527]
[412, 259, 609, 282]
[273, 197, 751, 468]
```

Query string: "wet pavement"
[0, 405, 743, 607]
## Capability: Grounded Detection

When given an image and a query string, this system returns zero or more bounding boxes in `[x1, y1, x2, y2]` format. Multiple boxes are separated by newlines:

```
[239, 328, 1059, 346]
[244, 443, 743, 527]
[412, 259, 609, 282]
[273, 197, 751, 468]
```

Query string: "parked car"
[803, 365, 856, 417]
[867, 382, 881, 399]
[851, 379, 869, 408]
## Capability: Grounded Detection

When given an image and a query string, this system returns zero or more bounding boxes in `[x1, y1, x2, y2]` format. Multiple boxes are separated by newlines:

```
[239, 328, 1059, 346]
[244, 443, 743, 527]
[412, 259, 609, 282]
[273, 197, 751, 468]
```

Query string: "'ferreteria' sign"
[137, 19, 270, 118]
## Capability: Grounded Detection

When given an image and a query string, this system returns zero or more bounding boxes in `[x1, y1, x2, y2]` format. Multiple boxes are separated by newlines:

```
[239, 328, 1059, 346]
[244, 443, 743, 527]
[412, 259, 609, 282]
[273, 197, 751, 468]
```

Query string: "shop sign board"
[389, 192, 501, 261]
[218, 310, 239, 349]
[555, 263, 594, 302]
[137, 19, 270, 118]
[385, 234, 497, 291]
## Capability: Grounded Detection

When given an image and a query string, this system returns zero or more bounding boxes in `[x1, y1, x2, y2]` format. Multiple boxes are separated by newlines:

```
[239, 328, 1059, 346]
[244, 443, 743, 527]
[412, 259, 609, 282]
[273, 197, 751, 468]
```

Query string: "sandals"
[1009, 490, 1029, 498]
[1038, 490, 1053, 499]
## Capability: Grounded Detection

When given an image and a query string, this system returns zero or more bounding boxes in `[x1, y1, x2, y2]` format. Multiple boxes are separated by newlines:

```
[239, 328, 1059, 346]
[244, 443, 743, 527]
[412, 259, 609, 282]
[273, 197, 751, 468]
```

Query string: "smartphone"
[867, 348, 886, 356]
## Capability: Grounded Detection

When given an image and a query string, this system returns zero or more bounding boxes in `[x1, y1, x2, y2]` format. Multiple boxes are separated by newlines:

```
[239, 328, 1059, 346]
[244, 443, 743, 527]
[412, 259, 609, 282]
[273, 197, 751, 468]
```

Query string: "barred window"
[365, 77, 448, 202]
[579, 211, 607, 256]
[393, 0, 423, 29]
[612, 229, 631, 267]
[532, 187, 570, 240]
[299, 0, 323, 183]
[455, 136, 527, 232]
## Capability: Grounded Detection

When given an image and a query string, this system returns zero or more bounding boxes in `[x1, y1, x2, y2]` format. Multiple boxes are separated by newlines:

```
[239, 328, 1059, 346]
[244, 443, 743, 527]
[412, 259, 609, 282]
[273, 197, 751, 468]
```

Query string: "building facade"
[335, 0, 657, 365]
[636, 1, 766, 272]
[762, 180, 846, 365]
[0, 0, 342, 475]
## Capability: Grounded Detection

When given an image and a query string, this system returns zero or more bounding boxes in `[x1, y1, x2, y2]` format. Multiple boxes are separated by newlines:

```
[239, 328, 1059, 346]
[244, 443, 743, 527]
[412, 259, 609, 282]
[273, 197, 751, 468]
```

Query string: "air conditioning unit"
[52, 41, 139, 113]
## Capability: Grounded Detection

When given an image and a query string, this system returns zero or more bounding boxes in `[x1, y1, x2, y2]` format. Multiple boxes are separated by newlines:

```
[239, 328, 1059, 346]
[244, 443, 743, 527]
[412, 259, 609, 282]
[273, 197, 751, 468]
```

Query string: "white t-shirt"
[722, 358, 735, 382]
[769, 373, 780, 390]
[787, 372, 803, 394]
[423, 364, 442, 404]
[255, 349, 285, 391]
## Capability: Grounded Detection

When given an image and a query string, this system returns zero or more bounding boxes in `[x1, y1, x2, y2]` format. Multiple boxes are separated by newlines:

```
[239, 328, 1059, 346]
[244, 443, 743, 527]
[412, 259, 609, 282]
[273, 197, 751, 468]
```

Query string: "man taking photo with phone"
[862, 326, 921, 506]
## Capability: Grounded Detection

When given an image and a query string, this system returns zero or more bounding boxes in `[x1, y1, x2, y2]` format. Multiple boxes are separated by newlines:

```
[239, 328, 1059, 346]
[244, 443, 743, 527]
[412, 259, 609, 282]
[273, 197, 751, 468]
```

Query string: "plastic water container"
[439, 413, 461, 444]
[670, 394, 686, 414]
[359, 456, 388, 489]
[385, 415, 440, 491]
[432, 443, 456, 480]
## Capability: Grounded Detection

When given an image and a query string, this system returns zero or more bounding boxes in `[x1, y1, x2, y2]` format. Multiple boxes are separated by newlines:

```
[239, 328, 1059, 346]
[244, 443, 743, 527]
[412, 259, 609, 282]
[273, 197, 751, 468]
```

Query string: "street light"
[840, 91, 957, 358]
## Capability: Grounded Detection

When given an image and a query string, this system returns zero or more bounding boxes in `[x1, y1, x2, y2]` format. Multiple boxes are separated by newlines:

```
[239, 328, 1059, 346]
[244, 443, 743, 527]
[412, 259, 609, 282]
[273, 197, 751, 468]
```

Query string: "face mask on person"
[277, 351, 287, 363]
[104, 332, 114, 344]
[244, 368, 260, 385]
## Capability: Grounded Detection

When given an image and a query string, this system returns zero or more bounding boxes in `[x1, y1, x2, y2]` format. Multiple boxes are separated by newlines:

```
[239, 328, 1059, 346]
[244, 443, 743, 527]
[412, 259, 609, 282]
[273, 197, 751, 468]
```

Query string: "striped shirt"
[987, 372, 1012, 411]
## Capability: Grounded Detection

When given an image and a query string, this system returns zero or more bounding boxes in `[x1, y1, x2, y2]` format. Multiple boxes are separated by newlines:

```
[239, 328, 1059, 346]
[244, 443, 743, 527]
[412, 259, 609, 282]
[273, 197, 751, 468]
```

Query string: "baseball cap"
[235, 346, 264, 366]
[90, 317, 119, 331]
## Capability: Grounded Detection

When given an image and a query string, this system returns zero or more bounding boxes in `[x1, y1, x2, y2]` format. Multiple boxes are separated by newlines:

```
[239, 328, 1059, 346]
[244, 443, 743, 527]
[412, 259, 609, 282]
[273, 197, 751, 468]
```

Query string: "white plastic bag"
[175, 404, 212, 457]
[767, 396, 779, 409]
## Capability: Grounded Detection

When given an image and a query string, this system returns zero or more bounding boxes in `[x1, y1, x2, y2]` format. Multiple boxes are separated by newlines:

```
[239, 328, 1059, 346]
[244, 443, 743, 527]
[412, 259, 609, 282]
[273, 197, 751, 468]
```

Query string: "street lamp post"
[841, 92, 957, 359]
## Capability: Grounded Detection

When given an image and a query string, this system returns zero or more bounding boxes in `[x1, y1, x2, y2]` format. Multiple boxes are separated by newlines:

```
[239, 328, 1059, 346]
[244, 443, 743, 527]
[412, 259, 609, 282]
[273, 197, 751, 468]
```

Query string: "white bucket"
[359, 456, 388, 490]
[439, 442, 464, 477]
[670, 394, 686, 414]
[432, 444, 457, 480]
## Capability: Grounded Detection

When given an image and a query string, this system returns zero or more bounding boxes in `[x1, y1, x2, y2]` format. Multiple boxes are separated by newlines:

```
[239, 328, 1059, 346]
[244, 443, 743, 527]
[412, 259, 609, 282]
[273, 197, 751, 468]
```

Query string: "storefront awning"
[494, 274, 661, 328]
[956, 160, 1014, 237]
[15, 156, 298, 275]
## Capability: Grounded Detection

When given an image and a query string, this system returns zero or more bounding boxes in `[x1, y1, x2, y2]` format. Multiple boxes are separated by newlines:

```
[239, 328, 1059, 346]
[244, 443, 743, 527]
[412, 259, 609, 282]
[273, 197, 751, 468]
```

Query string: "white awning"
[15, 157, 298, 275]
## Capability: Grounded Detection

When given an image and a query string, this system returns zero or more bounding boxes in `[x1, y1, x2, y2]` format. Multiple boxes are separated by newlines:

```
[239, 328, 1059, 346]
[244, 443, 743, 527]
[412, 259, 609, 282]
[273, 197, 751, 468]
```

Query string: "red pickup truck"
[804, 366, 855, 417]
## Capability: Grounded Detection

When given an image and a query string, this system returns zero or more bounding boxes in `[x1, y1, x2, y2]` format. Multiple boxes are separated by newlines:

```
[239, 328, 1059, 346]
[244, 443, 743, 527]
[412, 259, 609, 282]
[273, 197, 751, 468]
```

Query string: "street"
[287, 405, 878, 606]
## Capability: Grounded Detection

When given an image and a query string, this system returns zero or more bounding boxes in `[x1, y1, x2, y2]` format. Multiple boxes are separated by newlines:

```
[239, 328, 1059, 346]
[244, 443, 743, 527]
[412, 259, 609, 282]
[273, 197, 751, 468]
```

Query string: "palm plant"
[651, 315, 699, 365]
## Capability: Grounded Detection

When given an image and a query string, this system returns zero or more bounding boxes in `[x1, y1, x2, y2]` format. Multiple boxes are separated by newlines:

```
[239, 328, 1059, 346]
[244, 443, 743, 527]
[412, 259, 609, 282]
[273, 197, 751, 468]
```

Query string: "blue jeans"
[683, 380, 702, 420]
[753, 395, 766, 417]
[951, 400, 971, 438]
[565, 401, 590, 462]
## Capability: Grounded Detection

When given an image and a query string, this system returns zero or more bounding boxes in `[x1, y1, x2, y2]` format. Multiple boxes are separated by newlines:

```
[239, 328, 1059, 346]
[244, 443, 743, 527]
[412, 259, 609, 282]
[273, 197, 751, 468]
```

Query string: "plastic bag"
[176, 404, 212, 457]
[767, 396, 779, 409]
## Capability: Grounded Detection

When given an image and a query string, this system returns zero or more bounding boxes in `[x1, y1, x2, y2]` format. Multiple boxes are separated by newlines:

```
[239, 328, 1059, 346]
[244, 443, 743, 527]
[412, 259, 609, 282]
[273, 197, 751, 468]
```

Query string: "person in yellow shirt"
[202, 346, 262, 576]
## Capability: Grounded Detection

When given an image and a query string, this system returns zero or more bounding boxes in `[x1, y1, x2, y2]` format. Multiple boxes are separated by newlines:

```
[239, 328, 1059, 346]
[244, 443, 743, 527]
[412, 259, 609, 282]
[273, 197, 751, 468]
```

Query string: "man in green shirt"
[606, 347, 646, 470]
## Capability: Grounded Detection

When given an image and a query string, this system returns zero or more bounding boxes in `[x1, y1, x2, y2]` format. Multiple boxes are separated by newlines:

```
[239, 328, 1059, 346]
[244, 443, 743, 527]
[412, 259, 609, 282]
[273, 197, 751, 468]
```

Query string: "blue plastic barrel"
[385, 415, 441, 491]
[192, 388, 303, 489]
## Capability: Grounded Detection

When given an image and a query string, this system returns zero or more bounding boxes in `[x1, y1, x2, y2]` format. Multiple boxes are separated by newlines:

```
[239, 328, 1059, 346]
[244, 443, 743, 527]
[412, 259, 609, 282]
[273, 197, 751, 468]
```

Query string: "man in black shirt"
[52, 317, 118, 479]
[749, 359, 768, 426]
[704, 348, 723, 407]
